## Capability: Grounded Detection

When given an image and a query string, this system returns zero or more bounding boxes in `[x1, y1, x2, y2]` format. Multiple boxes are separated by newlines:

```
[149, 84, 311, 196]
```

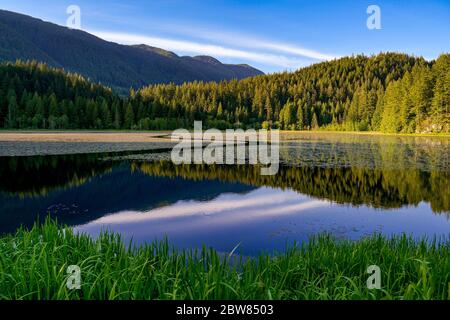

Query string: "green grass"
[0, 219, 448, 300]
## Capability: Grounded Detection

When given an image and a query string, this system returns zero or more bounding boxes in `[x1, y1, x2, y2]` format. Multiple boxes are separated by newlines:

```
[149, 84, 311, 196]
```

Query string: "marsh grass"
[0, 219, 448, 300]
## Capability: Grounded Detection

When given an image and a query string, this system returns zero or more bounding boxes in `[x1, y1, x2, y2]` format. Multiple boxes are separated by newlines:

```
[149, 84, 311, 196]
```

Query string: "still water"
[0, 133, 449, 255]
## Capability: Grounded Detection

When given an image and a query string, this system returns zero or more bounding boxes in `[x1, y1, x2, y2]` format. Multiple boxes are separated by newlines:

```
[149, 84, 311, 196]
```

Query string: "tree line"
[0, 61, 120, 129]
[0, 53, 448, 133]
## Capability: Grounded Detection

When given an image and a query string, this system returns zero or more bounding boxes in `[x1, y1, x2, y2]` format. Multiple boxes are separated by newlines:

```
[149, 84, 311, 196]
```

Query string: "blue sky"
[1, 0, 449, 73]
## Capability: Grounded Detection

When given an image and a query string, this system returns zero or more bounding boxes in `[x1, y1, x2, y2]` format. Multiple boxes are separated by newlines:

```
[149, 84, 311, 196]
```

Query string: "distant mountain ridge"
[0, 10, 264, 92]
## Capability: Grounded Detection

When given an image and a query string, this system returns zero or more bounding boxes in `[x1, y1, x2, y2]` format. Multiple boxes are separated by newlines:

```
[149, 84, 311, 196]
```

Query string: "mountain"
[0, 10, 264, 92]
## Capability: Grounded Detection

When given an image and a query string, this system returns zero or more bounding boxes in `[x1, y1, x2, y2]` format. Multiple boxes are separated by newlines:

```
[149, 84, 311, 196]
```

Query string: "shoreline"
[0, 131, 173, 143]
[0, 130, 448, 143]
[279, 130, 450, 138]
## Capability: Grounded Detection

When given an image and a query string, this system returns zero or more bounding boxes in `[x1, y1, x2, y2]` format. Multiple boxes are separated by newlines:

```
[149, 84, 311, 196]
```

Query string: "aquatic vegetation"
[0, 219, 448, 300]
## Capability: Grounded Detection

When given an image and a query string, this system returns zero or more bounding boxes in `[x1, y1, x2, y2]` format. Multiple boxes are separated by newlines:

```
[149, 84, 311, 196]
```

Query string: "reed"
[0, 219, 448, 300]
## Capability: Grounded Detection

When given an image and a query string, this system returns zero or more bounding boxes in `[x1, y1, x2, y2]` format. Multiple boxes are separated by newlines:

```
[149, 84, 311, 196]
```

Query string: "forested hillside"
[0, 10, 263, 92]
[0, 53, 449, 133]
[136, 53, 449, 133]
[0, 61, 121, 129]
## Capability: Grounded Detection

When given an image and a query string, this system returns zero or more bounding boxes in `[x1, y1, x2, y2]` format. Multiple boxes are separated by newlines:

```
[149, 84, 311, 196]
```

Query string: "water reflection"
[75, 187, 449, 255]
[0, 160, 254, 234]
[135, 161, 449, 213]
[0, 141, 448, 254]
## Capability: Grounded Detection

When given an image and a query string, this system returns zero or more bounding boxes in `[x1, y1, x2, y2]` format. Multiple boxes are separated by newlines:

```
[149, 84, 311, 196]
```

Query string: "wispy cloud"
[170, 27, 339, 61]
[89, 30, 314, 69]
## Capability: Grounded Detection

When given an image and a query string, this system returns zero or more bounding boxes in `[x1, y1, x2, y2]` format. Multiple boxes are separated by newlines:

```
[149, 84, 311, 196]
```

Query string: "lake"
[0, 133, 448, 255]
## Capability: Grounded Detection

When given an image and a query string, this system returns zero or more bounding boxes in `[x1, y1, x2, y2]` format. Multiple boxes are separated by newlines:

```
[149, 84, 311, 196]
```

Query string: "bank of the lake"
[280, 130, 450, 138]
[0, 130, 449, 142]
[1, 219, 448, 300]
